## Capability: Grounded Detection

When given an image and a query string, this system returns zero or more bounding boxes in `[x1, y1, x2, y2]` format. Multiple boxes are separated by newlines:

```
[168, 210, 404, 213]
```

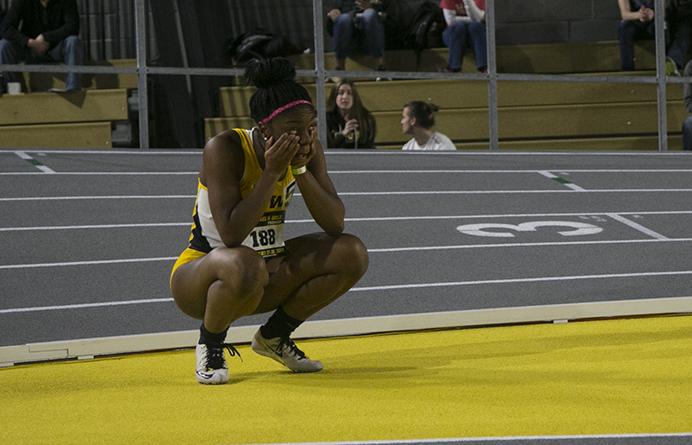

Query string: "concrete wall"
[494, 0, 622, 45]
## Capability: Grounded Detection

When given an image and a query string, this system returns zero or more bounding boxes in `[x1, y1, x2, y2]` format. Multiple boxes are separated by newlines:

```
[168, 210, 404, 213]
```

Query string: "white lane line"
[337, 189, 692, 195]
[351, 270, 692, 292]
[4, 238, 692, 270]
[0, 171, 197, 176]
[10, 150, 202, 155]
[3, 210, 692, 231]
[3, 169, 692, 176]
[327, 210, 692, 222]
[13, 151, 56, 174]
[14, 151, 32, 160]
[0, 220, 189, 232]
[322, 151, 692, 156]
[0, 195, 195, 202]
[367, 238, 692, 252]
[537, 170, 586, 191]
[0, 298, 173, 314]
[0, 222, 189, 232]
[6, 189, 692, 202]
[243, 432, 692, 445]
[0, 257, 176, 270]
[331, 169, 692, 174]
[607, 213, 669, 240]
[3, 270, 692, 314]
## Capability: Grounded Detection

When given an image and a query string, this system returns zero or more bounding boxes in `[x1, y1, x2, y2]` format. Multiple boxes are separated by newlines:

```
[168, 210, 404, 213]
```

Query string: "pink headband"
[258, 100, 313, 125]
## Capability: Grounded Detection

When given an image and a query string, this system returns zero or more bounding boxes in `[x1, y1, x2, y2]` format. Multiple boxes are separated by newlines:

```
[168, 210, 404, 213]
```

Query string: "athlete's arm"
[294, 131, 345, 235]
[203, 131, 300, 247]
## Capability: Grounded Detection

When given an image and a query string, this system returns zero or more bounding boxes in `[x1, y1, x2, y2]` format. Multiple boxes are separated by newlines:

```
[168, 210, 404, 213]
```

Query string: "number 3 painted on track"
[456, 221, 603, 238]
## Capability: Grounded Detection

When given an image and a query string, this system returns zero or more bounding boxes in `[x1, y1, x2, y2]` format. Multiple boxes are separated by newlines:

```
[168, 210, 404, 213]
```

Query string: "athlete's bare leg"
[170, 246, 268, 332]
[256, 232, 369, 319]
[171, 233, 367, 330]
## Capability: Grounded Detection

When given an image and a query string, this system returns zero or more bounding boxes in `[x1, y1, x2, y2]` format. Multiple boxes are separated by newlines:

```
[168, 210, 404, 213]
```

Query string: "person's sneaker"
[195, 343, 241, 384]
[49, 87, 82, 93]
[375, 65, 392, 82]
[251, 330, 323, 373]
[666, 57, 681, 76]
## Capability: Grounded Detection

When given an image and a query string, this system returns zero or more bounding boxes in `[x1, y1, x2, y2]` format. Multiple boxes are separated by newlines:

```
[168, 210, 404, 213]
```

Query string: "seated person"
[326, 0, 386, 72]
[0, 0, 83, 94]
[618, 0, 691, 74]
[400, 101, 456, 151]
[440, 0, 487, 73]
[682, 60, 692, 150]
[617, 0, 655, 71]
[326, 79, 376, 149]
[665, 0, 692, 75]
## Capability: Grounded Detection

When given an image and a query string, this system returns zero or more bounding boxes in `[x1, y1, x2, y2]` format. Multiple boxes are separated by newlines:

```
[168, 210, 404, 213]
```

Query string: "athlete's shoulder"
[202, 129, 247, 181]
[205, 129, 244, 152]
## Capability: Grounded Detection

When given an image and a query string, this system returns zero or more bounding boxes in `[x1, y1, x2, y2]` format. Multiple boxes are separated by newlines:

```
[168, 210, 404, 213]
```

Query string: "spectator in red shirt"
[439, 0, 487, 73]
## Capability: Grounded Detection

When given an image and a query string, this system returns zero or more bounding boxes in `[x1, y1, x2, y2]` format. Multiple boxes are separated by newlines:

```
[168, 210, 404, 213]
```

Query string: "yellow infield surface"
[1, 315, 692, 445]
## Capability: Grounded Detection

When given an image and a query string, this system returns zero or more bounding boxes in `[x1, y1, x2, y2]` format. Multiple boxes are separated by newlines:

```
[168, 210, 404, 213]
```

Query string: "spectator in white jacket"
[400, 101, 456, 151]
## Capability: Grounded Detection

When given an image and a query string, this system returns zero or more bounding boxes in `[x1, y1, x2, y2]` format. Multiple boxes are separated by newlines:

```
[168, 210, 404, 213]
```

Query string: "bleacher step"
[0, 122, 112, 148]
[219, 79, 683, 117]
[0, 89, 128, 126]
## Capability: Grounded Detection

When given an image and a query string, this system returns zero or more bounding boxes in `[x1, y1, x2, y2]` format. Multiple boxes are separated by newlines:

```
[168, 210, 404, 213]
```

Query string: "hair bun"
[245, 57, 296, 89]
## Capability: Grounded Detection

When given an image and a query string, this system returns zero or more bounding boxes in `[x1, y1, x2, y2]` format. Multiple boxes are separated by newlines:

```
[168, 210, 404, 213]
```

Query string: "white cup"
[7, 82, 21, 95]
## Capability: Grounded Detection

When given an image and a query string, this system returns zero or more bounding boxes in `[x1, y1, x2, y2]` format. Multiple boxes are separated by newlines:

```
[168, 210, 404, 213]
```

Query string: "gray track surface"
[2, 150, 692, 347]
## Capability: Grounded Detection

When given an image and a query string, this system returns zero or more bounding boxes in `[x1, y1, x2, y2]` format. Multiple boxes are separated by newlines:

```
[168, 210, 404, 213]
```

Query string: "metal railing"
[0, 0, 688, 151]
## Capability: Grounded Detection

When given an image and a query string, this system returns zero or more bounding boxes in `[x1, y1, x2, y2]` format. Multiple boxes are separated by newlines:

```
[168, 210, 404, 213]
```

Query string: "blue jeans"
[618, 20, 655, 71]
[442, 21, 487, 71]
[332, 8, 385, 60]
[668, 20, 692, 69]
[683, 116, 692, 150]
[0, 35, 84, 91]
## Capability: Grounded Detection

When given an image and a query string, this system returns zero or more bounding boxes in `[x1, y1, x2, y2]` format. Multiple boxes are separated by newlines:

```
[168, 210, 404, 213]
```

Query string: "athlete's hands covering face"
[291, 125, 317, 169]
[264, 132, 301, 177]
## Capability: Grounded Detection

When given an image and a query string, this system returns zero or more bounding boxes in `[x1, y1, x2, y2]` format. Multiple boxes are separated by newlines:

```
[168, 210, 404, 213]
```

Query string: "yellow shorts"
[169, 247, 207, 287]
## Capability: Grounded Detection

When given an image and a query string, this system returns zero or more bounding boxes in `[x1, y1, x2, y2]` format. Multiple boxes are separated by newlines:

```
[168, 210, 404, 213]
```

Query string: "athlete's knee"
[209, 246, 268, 295]
[333, 233, 369, 279]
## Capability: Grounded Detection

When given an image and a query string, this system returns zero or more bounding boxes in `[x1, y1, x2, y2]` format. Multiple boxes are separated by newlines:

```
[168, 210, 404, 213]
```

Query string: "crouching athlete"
[169, 57, 369, 384]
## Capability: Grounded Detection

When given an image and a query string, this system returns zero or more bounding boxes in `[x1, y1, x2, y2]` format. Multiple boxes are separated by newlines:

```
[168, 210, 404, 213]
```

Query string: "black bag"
[225, 28, 305, 66]
[403, 1, 446, 66]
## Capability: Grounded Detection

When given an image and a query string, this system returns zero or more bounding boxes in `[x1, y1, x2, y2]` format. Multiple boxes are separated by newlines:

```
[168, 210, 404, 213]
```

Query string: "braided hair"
[405, 101, 440, 129]
[245, 58, 313, 124]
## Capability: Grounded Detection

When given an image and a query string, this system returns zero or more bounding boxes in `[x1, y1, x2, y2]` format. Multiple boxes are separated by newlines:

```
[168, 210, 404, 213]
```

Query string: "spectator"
[440, 0, 487, 73]
[665, 0, 692, 74]
[618, 0, 691, 74]
[326, 79, 377, 149]
[681, 60, 692, 150]
[327, 0, 387, 73]
[0, 0, 83, 94]
[400, 101, 456, 151]
[618, 0, 655, 71]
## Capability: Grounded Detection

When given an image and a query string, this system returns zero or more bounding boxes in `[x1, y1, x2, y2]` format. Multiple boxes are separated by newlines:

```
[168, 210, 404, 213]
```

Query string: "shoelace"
[205, 343, 242, 369]
[279, 337, 306, 360]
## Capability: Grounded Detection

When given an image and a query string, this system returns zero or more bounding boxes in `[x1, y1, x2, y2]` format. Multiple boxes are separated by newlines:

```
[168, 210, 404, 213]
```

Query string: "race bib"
[242, 212, 286, 257]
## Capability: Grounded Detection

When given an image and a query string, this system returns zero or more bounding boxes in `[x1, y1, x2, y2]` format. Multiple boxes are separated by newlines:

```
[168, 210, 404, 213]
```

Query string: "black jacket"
[326, 109, 377, 149]
[2, 0, 79, 49]
[667, 0, 692, 18]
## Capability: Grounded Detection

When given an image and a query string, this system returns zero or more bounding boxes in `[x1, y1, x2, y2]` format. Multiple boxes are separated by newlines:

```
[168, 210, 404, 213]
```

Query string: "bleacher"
[0, 59, 136, 149]
[0, 40, 685, 150]
[207, 40, 685, 151]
